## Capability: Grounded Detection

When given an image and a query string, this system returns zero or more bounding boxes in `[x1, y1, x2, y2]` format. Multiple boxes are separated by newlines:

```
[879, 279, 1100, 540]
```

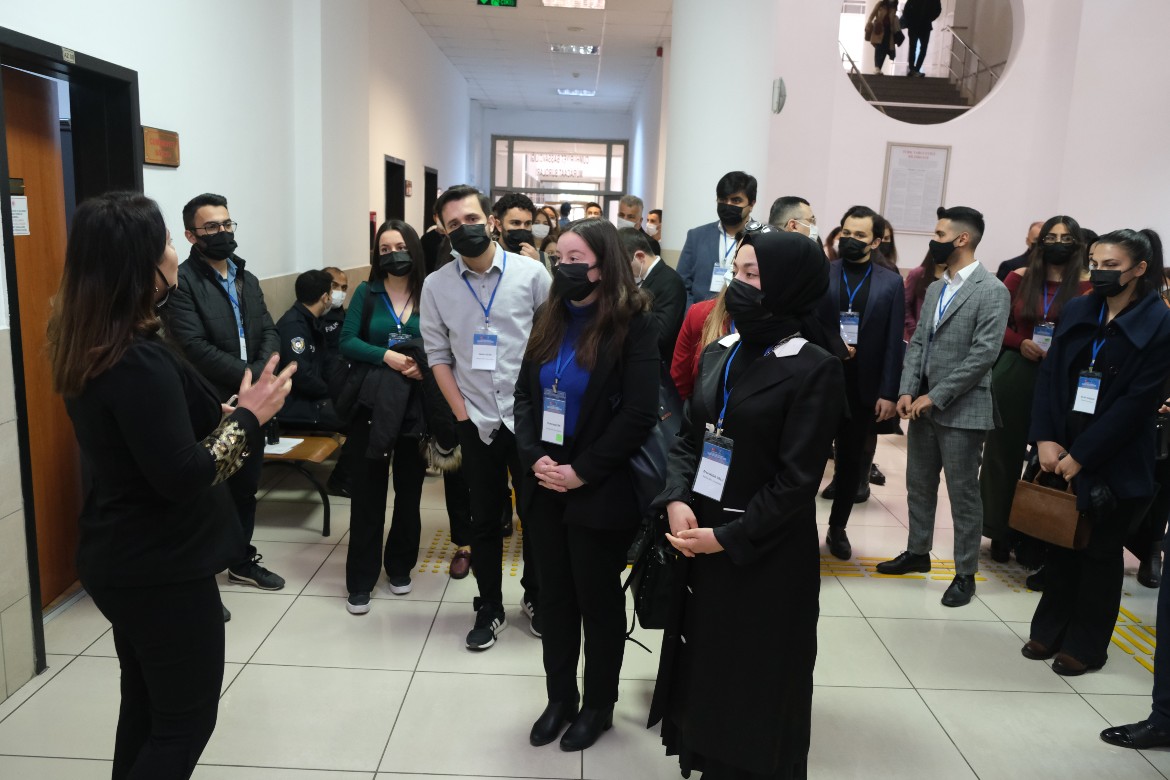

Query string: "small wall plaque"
[143, 126, 180, 167]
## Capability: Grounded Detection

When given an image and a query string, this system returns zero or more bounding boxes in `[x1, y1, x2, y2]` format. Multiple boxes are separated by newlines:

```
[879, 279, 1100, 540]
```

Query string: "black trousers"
[443, 467, 473, 548]
[1127, 457, 1170, 561]
[456, 422, 537, 606]
[1150, 529, 1170, 727]
[528, 488, 636, 707]
[226, 445, 263, 567]
[874, 34, 892, 69]
[345, 411, 425, 592]
[828, 389, 878, 529]
[1030, 498, 1147, 665]
[909, 27, 931, 70]
[86, 577, 224, 780]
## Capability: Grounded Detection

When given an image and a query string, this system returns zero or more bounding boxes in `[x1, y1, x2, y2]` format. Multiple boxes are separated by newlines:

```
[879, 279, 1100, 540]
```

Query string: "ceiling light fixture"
[543, 0, 606, 9]
[549, 44, 600, 55]
[558, 88, 596, 96]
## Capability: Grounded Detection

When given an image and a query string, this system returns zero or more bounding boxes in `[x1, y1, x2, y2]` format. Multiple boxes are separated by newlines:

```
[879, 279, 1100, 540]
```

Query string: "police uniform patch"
[291, 337, 306, 354]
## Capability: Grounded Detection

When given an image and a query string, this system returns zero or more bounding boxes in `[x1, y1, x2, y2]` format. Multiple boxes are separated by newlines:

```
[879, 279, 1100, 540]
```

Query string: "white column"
[660, 0, 778, 254]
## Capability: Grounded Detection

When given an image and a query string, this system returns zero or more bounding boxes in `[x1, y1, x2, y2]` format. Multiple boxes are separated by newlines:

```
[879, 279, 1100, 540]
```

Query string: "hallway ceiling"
[399, 0, 672, 113]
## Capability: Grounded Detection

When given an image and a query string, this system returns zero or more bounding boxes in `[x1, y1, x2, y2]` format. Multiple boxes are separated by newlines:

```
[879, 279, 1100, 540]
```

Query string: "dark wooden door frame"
[0, 25, 143, 674]
[384, 154, 405, 223]
[422, 166, 438, 231]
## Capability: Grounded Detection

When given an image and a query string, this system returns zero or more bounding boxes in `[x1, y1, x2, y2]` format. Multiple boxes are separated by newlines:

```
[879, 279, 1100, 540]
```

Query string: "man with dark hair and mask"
[493, 192, 553, 274]
[167, 192, 286, 601]
[877, 206, 1010, 608]
[676, 170, 758, 307]
[815, 206, 906, 560]
[421, 184, 551, 650]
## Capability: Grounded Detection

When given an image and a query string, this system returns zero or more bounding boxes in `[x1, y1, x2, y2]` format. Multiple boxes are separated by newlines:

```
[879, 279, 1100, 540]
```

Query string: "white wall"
[367, 0, 471, 235]
[629, 53, 665, 212]
[474, 106, 632, 195]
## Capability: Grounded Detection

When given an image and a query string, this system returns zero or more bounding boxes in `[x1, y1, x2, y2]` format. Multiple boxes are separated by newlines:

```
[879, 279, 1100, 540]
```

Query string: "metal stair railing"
[839, 41, 888, 116]
[941, 27, 1004, 105]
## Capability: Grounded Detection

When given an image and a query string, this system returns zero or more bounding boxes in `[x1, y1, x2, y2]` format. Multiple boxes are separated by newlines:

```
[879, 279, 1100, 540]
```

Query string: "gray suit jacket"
[899, 262, 1010, 430]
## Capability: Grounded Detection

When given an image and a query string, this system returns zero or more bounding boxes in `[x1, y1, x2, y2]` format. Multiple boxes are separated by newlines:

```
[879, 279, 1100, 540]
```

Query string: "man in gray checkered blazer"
[877, 207, 1010, 607]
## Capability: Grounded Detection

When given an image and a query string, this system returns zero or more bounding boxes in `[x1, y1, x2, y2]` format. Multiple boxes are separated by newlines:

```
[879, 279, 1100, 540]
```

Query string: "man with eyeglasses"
[768, 196, 820, 244]
[167, 193, 286, 604]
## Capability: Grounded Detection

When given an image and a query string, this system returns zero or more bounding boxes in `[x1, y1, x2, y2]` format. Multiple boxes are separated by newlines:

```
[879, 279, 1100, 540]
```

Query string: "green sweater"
[340, 280, 423, 366]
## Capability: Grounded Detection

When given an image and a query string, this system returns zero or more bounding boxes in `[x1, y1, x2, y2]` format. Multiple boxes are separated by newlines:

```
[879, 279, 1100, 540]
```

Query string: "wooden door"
[3, 67, 82, 607]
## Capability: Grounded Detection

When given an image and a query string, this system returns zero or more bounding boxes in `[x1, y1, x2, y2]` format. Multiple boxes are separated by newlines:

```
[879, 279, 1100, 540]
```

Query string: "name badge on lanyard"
[226, 286, 247, 360]
[542, 389, 567, 444]
[383, 293, 412, 345]
[1074, 304, 1107, 415]
[1032, 322, 1055, 352]
[709, 233, 737, 293]
[692, 342, 741, 502]
[839, 265, 871, 346]
[462, 252, 507, 372]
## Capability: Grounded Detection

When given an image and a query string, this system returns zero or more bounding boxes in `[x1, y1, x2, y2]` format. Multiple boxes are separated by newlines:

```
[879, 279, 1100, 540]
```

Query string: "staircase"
[850, 73, 971, 124]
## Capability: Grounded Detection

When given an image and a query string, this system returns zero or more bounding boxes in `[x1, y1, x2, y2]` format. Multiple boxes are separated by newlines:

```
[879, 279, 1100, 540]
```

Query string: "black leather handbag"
[624, 511, 682, 633]
[629, 371, 684, 516]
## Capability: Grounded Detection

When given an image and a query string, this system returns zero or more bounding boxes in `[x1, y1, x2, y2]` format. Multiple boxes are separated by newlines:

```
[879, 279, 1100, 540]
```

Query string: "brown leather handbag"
[1008, 475, 1090, 550]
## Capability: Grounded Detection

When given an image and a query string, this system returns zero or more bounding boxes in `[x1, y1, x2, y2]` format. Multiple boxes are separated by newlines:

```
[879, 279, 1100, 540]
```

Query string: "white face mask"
[798, 220, 819, 242]
[615, 217, 636, 231]
[532, 223, 551, 240]
[330, 289, 346, 309]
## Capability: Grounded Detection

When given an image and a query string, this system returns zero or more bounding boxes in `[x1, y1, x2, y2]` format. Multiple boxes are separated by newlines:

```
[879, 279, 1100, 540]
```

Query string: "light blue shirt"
[215, 259, 245, 339]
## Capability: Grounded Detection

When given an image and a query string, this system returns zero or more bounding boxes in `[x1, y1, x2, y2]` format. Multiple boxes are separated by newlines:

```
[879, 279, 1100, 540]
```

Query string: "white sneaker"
[387, 577, 413, 596]
[347, 592, 371, 615]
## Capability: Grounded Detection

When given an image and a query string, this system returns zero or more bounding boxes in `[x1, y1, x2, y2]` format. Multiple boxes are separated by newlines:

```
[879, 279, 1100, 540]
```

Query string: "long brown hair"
[47, 192, 167, 396]
[524, 218, 649, 370]
[699, 287, 731, 349]
[1014, 215, 1087, 326]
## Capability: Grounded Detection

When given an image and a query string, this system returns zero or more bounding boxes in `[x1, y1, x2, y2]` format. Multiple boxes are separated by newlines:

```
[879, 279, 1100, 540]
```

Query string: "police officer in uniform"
[276, 270, 342, 430]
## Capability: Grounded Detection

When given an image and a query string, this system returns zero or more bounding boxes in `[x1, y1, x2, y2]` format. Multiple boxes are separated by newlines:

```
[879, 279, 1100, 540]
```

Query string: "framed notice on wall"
[880, 143, 951, 235]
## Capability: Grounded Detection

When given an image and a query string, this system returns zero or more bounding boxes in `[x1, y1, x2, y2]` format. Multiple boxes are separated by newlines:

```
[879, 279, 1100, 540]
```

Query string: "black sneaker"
[222, 604, 232, 622]
[347, 592, 371, 615]
[467, 599, 507, 650]
[387, 576, 412, 596]
[228, 554, 286, 591]
[521, 597, 542, 638]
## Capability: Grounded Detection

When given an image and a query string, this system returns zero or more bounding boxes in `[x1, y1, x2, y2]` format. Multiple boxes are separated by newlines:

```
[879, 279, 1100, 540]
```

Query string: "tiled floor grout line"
[1076, 692, 1169, 780]
[0, 654, 79, 730]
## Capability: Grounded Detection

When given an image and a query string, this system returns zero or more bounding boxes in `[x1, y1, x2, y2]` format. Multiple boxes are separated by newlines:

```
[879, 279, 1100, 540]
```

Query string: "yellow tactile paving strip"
[417, 526, 526, 576]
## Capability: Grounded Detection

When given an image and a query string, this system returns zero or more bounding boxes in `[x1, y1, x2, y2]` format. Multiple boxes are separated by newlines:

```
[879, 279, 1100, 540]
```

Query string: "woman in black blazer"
[651, 230, 846, 780]
[514, 218, 659, 752]
[1025, 229, 1170, 675]
[47, 192, 293, 780]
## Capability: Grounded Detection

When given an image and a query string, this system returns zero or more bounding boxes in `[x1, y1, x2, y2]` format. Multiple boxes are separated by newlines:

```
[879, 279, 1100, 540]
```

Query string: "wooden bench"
[262, 435, 340, 536]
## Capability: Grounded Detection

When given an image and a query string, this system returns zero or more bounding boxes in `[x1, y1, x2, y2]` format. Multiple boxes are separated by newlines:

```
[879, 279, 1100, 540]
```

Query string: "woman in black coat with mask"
[514, 218, 659, 752]
[651, 230, 847, 780]
[1025, 229, 1170, 675]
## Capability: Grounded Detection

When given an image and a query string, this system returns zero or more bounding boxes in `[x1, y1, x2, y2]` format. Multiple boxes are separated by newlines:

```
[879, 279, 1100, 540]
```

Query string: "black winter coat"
[354, 338, 444, 458]
[166, 250, 280, 401]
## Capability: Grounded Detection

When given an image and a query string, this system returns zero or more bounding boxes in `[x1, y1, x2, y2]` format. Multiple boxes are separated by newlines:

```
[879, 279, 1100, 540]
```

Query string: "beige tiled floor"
[1, 443, 1167, 779]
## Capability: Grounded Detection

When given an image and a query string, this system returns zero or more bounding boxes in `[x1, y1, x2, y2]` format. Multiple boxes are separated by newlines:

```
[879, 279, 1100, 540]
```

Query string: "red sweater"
[670, 299, 720, 401]
[1001, 270, 1093, 349]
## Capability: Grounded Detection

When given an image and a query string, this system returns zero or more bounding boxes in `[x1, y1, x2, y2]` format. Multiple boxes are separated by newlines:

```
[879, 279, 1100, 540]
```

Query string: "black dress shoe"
[989, 539, 1011, 563]
[869, 463, 886, 486]
[559, 706, 613, 752]
[1101, 720, 1170, 749]
[826, 527, 852, 560]
[222, 604, 232, 623]
[876, 551, 932, 575]
[530, 699, 579, 747]
[821, 484, 836, 500]
[1020, 639, 1054, 660]
[1025, 567, 1046, 592]
[1138, 544, 1162, 589]
[854, 486, 871, 504]
[941, 574, 976, 607]
[1052, 652, 1105, 676]
[326, 476, 351, 499]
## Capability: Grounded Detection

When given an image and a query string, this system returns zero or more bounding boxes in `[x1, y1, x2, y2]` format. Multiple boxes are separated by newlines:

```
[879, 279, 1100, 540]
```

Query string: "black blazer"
[514, 309, 659, 530]
[640, 260, 687, 364]
[816, 260, 906, 406]
[1031, 292, 1170, 510]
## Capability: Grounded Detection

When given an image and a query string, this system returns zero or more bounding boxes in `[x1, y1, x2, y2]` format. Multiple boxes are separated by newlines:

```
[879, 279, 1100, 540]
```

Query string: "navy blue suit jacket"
[676, 221, 729, 307]
[816, 259, 906, 406]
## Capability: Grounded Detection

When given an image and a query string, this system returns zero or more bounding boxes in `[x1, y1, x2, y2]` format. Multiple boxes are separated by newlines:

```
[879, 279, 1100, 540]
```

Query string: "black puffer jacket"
[166, 249, 280, 401]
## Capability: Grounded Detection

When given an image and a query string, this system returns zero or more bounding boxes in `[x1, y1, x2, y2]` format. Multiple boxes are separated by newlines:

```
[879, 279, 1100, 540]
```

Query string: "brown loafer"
[450, 549, 472, 580]
[1052, 652, 1105, 676]
[1021, 640, 1054, 661]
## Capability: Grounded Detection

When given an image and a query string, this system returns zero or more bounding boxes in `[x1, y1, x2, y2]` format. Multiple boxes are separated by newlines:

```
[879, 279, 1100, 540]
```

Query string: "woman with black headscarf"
[649, 230, 846, 780]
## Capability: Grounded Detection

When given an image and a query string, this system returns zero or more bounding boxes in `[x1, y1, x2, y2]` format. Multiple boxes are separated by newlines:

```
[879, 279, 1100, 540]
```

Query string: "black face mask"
[197, 231, 237, 261]
[724, 279, 783, 342]
[379, 251, 414, 277]
[1043, 243, 1076, 266]
[837, 237, 870, 263]
[717, 202, 747, 228]
[928, 238, 958, 267]
[504, 229, 534, 252]
[1090, 269, 1132, 298]
[551, 261, 599, 302]
[878, 241, 894, 259]
[449, 223, 493, 258]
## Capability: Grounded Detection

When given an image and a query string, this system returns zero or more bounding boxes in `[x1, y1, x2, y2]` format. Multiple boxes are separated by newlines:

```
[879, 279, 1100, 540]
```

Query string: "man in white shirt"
[421, 185, 552, 650]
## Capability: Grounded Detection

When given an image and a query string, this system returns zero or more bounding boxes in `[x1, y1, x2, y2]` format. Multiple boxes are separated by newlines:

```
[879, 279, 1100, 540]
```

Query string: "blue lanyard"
[937, 280, 959, 326]
[1090, 303, 1107, 370]
[1042, 284, 1055, 320]
[552, 339, 577, 393]
[842, 265, 873, 313]
[717, 342, 743, 431]
[220, 277, 244, 336]
[720, 231, 736, 266]
[381, 293, 410, 332]
[461, 252, 507, 327]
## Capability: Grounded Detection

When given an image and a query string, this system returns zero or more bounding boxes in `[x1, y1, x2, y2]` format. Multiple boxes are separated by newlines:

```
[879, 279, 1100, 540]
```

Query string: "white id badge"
[709, 265, 728, 293]
[471, 331, 499, 371]
[692, 433, 733, 501]
[1073, 371, 1102, 415]
[541, 388, 567, 444]
[839, 312, 860, 346]
[1032, 323, 1055, 352]
[238, 335, 248, 361]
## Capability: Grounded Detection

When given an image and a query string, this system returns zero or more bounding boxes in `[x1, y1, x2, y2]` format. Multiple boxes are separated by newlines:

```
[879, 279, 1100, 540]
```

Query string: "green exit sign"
[477, 0, 517, 6]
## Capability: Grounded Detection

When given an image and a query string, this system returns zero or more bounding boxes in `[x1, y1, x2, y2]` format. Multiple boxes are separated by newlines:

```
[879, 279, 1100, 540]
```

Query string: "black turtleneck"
[839, 259, 873, 315]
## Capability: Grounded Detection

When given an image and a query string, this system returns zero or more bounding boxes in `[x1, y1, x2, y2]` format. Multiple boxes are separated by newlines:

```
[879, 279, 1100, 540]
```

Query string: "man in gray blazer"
[876, 207, 1010, 607]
